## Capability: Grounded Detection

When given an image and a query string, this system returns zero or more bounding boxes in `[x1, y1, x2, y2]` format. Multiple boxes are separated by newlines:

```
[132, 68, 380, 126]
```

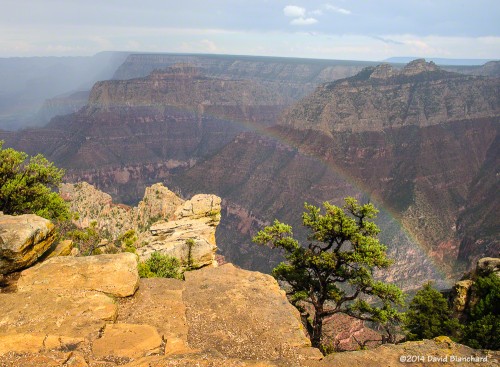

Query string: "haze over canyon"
[1, 53, 498, 291]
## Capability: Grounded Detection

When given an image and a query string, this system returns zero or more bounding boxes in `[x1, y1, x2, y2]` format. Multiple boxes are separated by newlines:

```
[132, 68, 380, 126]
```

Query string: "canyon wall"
[1, 60, 498, 289]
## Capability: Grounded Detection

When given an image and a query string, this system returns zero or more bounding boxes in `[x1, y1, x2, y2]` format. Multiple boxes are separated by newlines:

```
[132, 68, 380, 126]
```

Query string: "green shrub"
[65, 221, 100, 256]
[138, 252, 183, 279]
[405, 282, 461, 341]
[462, 274, 500, 350]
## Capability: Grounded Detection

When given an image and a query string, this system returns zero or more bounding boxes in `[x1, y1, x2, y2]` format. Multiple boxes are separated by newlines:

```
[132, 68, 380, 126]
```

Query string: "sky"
[1, 0, 499, 61]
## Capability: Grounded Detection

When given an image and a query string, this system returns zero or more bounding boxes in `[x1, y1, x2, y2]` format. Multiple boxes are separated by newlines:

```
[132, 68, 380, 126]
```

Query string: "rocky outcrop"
[451, 280, 474, 314]
[0, 254, 497, 366]
[0, 255, 322, 366]
[0, 213, 55, 274]
[61, 182, 221, 268]
[477, 257, 500, 277]
[60, 182, 184, 237]
[136, 194, 221, 267]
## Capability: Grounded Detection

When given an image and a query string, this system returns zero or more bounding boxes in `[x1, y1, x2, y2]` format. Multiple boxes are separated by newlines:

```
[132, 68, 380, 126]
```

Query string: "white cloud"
[309, 9, 323, 16]
[290, 17, 318, 26]
[283, 5, 306, 18]
[325, 4, 351, 15]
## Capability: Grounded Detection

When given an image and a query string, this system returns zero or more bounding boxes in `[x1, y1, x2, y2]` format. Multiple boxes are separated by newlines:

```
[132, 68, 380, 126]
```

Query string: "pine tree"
[253, 198, 405, 349]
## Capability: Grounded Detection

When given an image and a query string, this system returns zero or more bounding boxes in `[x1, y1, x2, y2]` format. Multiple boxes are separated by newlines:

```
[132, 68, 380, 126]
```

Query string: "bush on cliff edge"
[138, 251, 183, 280]
[0, 141, 69, 221]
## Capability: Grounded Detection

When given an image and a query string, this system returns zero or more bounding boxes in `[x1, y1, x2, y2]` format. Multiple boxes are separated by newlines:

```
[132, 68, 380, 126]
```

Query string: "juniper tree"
[253, 197, 405, 349]
[405, 282, 461, 341]
[0, 141, 69, 220]
[462, 273, 500, 350]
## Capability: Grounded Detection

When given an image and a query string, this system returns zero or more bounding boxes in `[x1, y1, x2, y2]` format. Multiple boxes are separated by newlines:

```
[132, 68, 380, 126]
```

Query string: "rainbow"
[177, 105, 452, 288]
[89, 100, 453, 288]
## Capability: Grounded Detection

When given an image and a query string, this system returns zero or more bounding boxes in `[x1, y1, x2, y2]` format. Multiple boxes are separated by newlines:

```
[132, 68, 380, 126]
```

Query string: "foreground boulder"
[0, 213, 55, 274]
[0, 253, 139, 342]
[17, 252, 139, 297]
[182, 263, 314, 360]
[0, 256, 320, 366]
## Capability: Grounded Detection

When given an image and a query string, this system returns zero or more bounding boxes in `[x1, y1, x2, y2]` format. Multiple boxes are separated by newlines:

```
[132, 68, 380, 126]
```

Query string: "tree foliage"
[405, 282, 461, 341]
[0, 141, 69, 220]
[405, 273, 499, 350]
[253, 198, 405, 349]
[462, 274, 500, 350]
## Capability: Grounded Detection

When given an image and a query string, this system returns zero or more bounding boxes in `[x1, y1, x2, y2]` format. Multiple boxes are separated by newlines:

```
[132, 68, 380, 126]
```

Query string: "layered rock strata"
[1, 59, 498, 282]
[280, 59, 500, 133]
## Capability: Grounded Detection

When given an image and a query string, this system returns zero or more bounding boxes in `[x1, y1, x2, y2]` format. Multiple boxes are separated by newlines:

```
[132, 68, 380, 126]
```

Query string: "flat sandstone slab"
[92, 323, 162, 359]
[0, 290, 116, 337]
[308, 337, 500, 367]
[118, 278, 190, 355]
[17, 252, 139, 297]
[0, 333, 84, 356]
[182, 263, 311, 361]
